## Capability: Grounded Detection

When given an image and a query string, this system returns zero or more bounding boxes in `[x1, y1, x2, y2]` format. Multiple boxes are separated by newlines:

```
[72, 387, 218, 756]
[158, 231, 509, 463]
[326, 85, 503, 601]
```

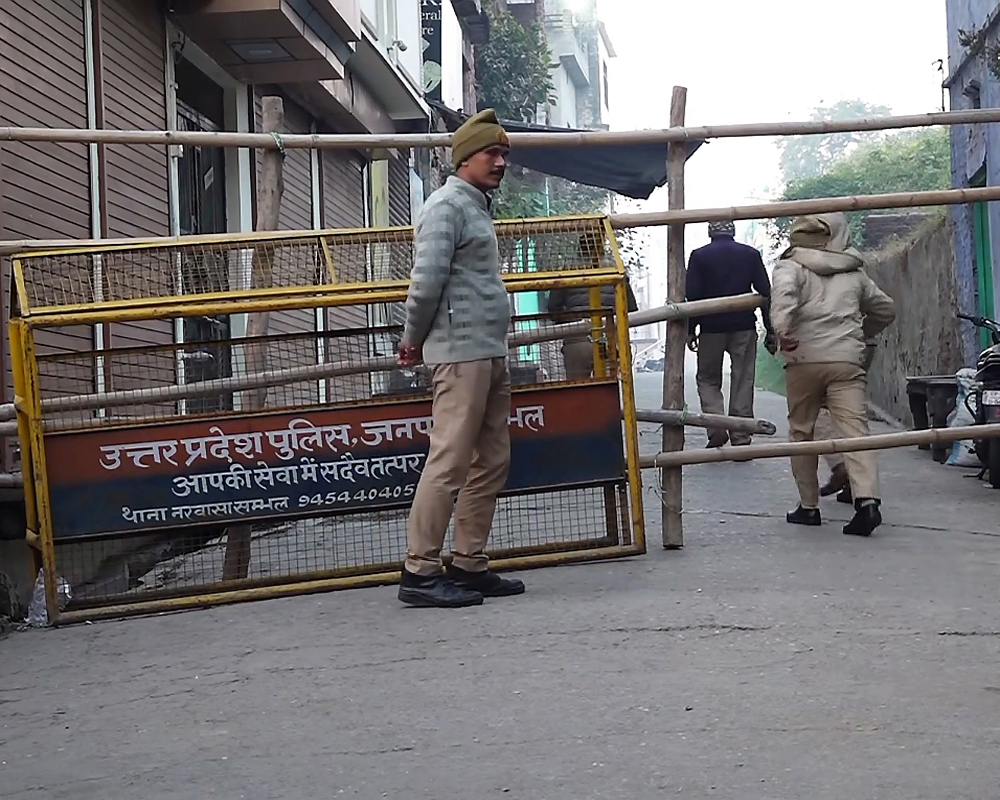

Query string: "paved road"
[2, 364, 1000, 800]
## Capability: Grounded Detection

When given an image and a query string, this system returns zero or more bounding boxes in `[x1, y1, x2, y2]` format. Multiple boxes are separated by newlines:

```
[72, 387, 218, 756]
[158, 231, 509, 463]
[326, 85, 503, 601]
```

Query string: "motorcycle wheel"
[990, 441, 1000, 489]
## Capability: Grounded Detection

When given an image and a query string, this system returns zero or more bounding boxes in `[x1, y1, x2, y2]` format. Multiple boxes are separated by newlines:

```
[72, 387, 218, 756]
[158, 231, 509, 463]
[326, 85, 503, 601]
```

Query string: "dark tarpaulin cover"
[431, 102, 704, 200]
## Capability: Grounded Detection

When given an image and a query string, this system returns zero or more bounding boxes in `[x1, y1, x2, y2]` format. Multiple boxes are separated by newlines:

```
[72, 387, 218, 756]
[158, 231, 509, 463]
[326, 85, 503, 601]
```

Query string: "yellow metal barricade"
[9, 215, 644, 623]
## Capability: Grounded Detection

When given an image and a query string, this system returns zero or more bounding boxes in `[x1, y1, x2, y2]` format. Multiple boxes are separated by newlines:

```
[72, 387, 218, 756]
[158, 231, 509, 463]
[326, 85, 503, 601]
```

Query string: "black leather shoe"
[844, 500, 882, 537]
[398, 570, 484, 608]
[836, 485, 853, 504]
[820, 464, 849, 497]
[446, 565, 525, 597]
[786, 505, 822, 526]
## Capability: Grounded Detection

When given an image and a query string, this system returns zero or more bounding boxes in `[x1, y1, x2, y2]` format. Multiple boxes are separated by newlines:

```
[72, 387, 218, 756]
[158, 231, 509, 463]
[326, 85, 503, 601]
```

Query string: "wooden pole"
[639, 423, 1000, 468]
[608, 185, 1000, 229]
[7, 184, 1000, 258]
[662, 86, 687, 549]
[37, 295, 764, 416]
[509, 293, 764, 348]
[6, 107, 1000, 150]
[635, 408, 777, 436]
[223, 96, 284, 582]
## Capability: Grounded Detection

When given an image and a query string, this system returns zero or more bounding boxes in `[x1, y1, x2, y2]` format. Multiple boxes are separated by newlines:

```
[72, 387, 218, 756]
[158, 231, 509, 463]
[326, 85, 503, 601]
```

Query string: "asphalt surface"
[2, 363, 1000, 800]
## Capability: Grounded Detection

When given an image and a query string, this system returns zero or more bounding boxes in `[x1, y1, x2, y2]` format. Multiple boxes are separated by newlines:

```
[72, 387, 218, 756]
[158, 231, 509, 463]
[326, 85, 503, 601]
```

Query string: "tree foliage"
[472, 5, 644, 274]
[776, 99, 892, 183]
[474, 6, 556, 123]
[491, 171, 608, 219]
[615, 226, 648, 276]
[772, 127, 952, 246]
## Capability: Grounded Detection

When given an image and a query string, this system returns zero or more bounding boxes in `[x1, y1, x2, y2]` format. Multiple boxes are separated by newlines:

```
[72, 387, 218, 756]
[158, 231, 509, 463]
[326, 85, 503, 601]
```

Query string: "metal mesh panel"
[56, 484, 628, 607]
[14, 217, 641, 620]
[14, 216, 614, 311]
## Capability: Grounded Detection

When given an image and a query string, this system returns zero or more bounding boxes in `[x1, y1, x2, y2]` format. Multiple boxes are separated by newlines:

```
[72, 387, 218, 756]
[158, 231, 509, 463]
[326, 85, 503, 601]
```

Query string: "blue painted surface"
[947, 0, 1000, 362]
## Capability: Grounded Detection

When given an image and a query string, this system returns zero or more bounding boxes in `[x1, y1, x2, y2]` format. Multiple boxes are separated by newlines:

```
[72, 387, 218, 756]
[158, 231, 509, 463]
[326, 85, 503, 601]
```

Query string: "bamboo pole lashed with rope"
[32, 294, 765, 417]
[4, 106, 1000, 150]
[639, 424, 1000, 469]
[6, 186, 1000, 259]
[635, 409, 777, 436]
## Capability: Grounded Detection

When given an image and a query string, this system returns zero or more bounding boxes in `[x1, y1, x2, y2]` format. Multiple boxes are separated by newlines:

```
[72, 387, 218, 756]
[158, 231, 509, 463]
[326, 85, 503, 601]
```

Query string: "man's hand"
[686, 334, 699, 353]
[861, 343, 877, 372]
[778, 332, 799, 353]
[397, 341, 423, 367]
[763, 332, 778, 356]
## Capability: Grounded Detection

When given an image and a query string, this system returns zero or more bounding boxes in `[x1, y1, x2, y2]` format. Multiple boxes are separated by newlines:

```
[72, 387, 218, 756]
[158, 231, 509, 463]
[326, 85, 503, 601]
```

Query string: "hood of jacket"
[779, 212, 864, 276]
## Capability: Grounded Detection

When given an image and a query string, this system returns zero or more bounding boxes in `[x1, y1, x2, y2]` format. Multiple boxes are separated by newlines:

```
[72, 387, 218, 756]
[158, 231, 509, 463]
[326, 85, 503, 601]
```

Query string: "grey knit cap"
[708, 220, 735, 237]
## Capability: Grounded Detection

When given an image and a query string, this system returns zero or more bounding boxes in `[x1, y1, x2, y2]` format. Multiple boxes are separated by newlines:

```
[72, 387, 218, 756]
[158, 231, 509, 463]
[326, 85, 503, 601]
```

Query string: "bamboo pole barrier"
[5, 107, 1000, 151]
[636, 408, 777, 436]
[509, 293, 763, 348]
[38, 294, 759, 415]
[5, 186, 1000, 259]
[661, 86, 688, 550]
[639, 424, 1000, 469]
[608, 186, 1000, 229]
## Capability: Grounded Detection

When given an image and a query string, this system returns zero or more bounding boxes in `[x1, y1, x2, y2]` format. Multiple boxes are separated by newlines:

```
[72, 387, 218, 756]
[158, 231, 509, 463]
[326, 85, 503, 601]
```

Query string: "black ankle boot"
[843, 499, 882, 537]
[398, 569, 484, 608]
[836, 485, 853, 504]
[820, 464, 849, 497]
[446, 564, 525, 597]
[786, 505, 822, 526]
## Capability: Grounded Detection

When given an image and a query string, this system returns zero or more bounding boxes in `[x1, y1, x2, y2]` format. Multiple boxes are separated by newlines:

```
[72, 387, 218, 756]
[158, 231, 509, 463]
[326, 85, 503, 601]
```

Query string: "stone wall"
[865, 214, 968, 425]
[862, 212, 936, 250]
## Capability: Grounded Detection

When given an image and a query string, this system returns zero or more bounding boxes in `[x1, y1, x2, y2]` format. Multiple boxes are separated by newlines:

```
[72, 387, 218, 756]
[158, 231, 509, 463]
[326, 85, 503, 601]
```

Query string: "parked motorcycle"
[958, 312, 1000, 488]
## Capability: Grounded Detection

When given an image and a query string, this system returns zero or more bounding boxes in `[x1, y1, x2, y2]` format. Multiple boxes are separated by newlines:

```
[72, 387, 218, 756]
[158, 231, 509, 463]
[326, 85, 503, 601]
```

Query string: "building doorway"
[174, 56, 232, 413]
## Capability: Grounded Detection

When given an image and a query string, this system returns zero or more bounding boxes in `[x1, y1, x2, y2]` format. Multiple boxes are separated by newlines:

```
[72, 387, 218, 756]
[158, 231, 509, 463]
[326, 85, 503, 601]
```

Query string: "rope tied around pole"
[270, 132, 287, 158]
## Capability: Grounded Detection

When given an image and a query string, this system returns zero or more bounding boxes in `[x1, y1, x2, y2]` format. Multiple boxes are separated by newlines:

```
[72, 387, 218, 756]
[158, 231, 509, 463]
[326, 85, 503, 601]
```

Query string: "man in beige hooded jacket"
[770, 212, 895, 536]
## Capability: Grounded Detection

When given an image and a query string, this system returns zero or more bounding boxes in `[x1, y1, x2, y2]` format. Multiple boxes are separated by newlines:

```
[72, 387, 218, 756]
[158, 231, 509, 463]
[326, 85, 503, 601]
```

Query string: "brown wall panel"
[99, 0, 173, 374]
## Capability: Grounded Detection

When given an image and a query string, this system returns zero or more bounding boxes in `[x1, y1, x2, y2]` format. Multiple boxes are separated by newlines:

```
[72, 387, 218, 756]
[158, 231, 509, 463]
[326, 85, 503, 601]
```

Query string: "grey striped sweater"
[403, 175, 511, 364]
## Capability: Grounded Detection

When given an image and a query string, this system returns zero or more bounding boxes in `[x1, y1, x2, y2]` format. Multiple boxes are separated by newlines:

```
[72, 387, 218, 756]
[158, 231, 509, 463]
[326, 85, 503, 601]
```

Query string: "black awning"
[431, 102, 704, 200]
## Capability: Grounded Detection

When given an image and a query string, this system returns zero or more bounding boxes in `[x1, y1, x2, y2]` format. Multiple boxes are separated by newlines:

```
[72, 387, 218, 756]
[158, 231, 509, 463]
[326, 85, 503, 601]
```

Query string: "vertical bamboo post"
[222, 96, 285, 581]
[661, 85, 687, 549]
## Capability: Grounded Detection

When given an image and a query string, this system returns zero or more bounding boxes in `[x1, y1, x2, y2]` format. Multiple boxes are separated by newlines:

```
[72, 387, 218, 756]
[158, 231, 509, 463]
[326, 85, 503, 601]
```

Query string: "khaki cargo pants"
[404, 358, 511, 576]
[785, 362, 880, 508]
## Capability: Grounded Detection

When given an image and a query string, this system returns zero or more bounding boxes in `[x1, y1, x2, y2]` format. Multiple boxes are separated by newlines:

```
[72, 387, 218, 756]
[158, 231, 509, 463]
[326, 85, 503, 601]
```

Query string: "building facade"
[0, 0, 494, 469]
[0, 0, 493, 608]
[945, 0, 1000, 360]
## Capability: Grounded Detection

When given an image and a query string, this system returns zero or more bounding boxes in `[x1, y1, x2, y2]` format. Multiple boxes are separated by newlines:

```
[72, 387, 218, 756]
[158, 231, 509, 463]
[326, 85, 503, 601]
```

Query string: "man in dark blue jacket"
[686, 220, 774, 447]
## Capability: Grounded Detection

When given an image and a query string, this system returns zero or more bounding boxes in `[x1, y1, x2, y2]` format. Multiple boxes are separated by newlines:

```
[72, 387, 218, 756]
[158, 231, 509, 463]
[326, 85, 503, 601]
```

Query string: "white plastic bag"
[26, 568, 72, 627]
[946, 368, 981, 467]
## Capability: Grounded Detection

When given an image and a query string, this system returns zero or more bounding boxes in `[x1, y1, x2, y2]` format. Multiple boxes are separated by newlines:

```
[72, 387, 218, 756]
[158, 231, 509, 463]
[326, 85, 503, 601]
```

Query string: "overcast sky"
[597, 0, 949, 268]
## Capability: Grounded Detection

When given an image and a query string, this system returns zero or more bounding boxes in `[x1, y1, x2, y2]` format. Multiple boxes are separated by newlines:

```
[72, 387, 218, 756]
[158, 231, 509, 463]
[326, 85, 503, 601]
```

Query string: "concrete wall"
[865, 216, 968, 425]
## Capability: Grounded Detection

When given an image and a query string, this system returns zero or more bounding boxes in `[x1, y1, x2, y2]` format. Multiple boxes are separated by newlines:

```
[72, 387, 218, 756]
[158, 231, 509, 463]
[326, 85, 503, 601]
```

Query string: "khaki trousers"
[405, 358, 511, 576]
[696, 329, 758, 446]
[814, 408, 842, 471]
[785, 362, 880, 508]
